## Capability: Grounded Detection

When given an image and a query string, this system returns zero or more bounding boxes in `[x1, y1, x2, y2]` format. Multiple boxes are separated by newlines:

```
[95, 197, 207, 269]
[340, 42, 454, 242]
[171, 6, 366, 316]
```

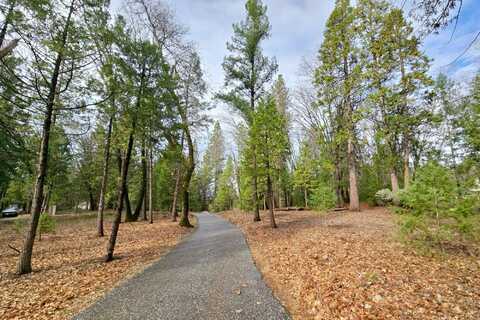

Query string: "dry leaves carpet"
[223, 208, 480, 320]
[0, 213, 193, 320]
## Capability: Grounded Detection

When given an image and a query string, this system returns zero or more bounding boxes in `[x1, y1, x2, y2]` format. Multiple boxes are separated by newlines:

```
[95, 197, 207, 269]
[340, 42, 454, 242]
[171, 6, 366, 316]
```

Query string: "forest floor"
[223, 207, 480, 320]
[0, 212, 194, 320]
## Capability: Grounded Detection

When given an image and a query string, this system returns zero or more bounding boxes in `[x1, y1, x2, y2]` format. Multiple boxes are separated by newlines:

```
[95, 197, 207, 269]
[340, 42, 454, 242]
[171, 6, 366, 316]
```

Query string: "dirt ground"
[223, 208, 480, 320]
[0, 213, 193, 320]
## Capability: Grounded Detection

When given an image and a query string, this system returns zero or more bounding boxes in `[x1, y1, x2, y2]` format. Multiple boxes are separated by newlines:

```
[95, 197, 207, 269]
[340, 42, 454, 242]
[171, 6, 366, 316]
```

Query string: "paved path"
[74, 213, 290, 320]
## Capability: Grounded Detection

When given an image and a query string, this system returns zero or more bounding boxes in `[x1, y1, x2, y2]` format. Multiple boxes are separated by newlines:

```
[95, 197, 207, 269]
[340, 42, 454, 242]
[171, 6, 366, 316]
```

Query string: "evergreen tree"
[316, 0, 362, 211]
[272, 75, 291, 207]
[247, 97, 289, 228]
[293, 142, 317, 208]
[219, 0, 278, 221]
[212, 156, 236, 212]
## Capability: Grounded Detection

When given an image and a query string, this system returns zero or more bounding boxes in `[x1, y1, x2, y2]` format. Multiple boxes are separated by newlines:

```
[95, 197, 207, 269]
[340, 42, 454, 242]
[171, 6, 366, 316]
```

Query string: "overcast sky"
[111, 0, 480, 147]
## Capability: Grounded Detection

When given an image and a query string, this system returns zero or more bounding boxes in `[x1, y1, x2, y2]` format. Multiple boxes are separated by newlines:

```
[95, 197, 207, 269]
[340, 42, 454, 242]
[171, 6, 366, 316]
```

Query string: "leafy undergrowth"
[223, 208, 480, 320]
[0, 213, 193, 320]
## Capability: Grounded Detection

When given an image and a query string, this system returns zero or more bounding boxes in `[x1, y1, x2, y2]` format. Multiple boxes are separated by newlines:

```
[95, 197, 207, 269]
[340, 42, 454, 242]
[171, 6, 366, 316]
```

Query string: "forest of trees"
[0, 0, 478, 275]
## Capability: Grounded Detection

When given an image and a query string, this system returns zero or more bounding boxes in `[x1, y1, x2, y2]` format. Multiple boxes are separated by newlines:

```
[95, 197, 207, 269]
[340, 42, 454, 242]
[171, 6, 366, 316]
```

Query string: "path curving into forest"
[74, 213, 290, 320]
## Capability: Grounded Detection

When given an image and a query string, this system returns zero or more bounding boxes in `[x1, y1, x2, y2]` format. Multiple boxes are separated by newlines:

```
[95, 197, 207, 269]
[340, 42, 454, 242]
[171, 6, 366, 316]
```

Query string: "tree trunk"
[282, 187, 288, 208]
[0, 1, 15, 49]
[143, 188, 148, 221]
[89, 190, 96, 211]
[178, 110, 194, 228]
[171, 166, 181, 222]
[128, 145, 147, 222]
[390, 170, 399, 194]
[334, 146, 344, 208]
[124, 186, 133, 221]
[149, 146, 153, 224]
[403, 144, 410, 189]
[267, 173, 277, 228]
[304, 188, 308, 208]
[106, 129, 135, 262]
[17, 0, 74, 275]
[252, 152, 261, 221]
[116, 149, 133, 221]
[347, 137, 360, 211]
[97, 115, 113, 237]
[249, 74, 261, 221]
[106, 60, 145, 260]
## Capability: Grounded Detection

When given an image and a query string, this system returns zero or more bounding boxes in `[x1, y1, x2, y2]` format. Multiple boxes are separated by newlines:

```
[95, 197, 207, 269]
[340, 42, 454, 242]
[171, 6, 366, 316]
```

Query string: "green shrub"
[400, 162, 457, 216]
[375, 188, 394, 206]
[397, 162, 480, 250]
[309, 183, 336, 210]
[38, 213, 56, 241]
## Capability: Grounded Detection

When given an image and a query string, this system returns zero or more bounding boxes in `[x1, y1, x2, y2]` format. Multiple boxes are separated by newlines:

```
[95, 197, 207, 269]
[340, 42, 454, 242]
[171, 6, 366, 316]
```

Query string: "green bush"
[38, 213, 56, 241]
[400, 162, 458, 216]
[375, 188, 394, 206]
[309, 183, 336, 210]
[398, 162, 480, 249]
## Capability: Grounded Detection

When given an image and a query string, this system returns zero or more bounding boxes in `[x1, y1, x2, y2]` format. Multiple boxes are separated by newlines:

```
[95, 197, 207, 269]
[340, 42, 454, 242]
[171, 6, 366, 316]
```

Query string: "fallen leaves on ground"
[0, 213, 193, 320]
[223, 208, 480, 320]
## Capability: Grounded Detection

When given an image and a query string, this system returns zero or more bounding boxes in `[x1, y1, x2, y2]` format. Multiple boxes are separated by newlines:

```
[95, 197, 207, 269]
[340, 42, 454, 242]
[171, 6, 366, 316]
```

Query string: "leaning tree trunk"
[171, 166, 181, 222]
[106, 61, 145, 261]
[97, 114, 113, 237]
[171, 134, 183, 222]
[106, 129, 135, 262]
[127, 145, 147, 222]
[117, 149, 133, 221]
[17, 0, 75, 275]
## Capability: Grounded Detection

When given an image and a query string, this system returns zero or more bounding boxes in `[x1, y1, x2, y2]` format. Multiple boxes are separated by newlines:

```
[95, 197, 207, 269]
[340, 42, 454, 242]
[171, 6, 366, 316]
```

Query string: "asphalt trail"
[74, 213, 290, 320]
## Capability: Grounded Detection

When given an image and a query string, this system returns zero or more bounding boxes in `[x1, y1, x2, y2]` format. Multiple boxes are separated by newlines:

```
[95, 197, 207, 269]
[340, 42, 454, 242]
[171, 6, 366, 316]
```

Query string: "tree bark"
[127, 144, 147, 222]
[124, 186, 133, 220]
[171, 134, 184, 221]
[267, 173, 277, 228]
[171, 166, 181, 222]
[403, 143, 410, 189]
[179, 124, 194, 228]
[347, 137, 360, 211]
[149, 146, 153, 224]
[89, 190, 96, 211]
[143, 188, 148, 221]
[250, 86, 261, 222]
[304, 188, 308, 208]
[97, 114, 113, 237]
[105, 129, 135, 262]
[390, 170, 399, 194]
[17, 0, 74, 275]
[106, 59, 145, 260]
